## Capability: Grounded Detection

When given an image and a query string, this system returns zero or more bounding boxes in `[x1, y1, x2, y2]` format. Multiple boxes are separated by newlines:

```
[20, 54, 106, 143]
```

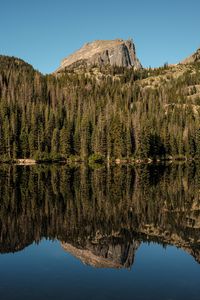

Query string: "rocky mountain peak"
[56, 38, 142, 72]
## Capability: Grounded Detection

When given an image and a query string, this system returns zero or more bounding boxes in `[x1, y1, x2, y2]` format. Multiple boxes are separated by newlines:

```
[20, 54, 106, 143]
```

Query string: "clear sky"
[0, 0, 200, 74]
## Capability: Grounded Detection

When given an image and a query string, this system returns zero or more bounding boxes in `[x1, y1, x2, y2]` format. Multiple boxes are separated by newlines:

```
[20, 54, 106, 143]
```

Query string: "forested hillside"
[0, 54, 200, 162]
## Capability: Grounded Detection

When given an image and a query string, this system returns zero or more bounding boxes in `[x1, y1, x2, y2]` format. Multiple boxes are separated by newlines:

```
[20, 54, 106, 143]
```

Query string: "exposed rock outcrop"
[56, 39, 142, 72]
[181, 48, 200, 64]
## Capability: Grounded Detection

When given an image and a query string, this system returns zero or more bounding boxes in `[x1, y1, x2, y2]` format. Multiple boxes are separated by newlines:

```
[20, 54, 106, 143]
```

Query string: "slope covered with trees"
[0, 54, 200, 162]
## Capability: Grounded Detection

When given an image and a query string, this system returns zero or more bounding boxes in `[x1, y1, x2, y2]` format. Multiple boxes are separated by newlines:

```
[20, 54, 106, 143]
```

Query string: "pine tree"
[51, 128, 60, 157]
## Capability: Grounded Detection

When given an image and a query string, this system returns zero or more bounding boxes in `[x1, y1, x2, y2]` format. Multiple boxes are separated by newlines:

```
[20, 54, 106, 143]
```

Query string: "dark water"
[0, 164, 200, 300]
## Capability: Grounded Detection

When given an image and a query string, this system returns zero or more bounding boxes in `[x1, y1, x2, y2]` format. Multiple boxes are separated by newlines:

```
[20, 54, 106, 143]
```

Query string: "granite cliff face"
[181, 48, 200, 64]
[56, 39, 142, 72]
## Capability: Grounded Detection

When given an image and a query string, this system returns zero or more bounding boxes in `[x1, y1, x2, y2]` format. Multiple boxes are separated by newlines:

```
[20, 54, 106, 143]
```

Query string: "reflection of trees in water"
[0, 164, 200, 266]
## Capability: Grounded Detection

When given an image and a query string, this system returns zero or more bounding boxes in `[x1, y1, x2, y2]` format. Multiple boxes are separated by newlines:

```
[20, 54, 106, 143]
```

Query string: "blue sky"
[0, 0, 200, 73]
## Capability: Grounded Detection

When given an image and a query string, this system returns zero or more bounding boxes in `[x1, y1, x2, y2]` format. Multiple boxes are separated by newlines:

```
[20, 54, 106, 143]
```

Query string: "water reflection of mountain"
[62, 236, 140, 269]
[0, 164, 200, 267]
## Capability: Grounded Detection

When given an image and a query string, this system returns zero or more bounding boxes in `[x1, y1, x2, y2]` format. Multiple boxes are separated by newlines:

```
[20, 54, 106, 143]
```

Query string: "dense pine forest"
[1, 55, 200, 162]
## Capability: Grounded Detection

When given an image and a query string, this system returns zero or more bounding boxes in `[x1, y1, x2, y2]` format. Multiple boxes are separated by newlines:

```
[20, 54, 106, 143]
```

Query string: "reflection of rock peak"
[62, 238, 140, 269]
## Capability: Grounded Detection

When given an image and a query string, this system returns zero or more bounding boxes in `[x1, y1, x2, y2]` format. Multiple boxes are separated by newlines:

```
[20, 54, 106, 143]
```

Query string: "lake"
[0, 163, 200, 300]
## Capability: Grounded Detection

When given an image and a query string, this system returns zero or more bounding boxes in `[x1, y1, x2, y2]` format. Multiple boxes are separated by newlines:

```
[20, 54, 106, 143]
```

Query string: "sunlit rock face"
[181, 48, 200, 64]
[56, 39, 142, 72]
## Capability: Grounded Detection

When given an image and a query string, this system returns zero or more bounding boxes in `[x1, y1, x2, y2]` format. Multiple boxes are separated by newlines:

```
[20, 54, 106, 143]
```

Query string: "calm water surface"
[0, 164, 200, 300]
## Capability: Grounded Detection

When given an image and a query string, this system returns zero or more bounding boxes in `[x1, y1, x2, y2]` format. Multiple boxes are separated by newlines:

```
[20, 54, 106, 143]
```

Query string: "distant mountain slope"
[181, 48, 200, 64]
[55, 38, 142, 72]
[0, 55, 46, 106]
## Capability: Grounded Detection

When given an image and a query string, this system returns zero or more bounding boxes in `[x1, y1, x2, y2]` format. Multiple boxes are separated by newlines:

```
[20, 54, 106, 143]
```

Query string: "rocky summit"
[56, 38, 142, 72]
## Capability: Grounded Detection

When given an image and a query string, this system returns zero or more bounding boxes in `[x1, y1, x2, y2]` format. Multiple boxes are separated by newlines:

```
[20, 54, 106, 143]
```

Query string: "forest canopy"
[0, 55, 200, 162]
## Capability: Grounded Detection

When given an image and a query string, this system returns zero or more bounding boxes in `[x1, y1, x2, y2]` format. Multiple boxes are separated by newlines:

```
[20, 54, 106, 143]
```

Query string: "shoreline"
[0, 156, 196, 166]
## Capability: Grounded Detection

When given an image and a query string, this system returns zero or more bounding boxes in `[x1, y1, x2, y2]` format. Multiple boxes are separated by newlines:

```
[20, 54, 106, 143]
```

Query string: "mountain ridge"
[1, 40, 200, 74]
